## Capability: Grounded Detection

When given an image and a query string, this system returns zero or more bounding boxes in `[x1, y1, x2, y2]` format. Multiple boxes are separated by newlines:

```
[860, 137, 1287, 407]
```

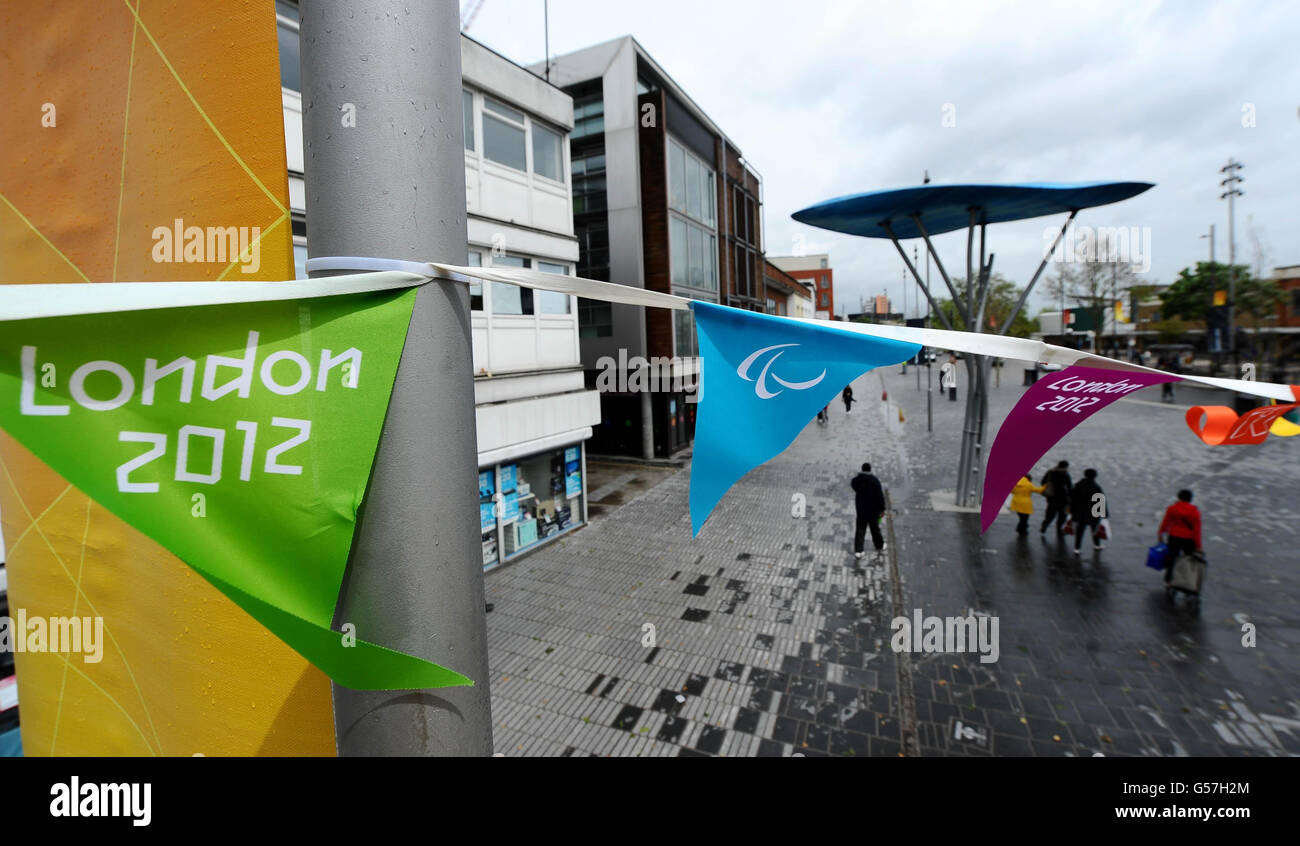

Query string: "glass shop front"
[479, 442, 586, 571]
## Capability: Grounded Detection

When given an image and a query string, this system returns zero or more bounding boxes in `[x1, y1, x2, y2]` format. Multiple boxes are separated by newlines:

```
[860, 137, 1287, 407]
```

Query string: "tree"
[1247, 214, 1272, 281]
[1162, 261, 1282, 367]
[933, 273, 1039, 338]
[1152, 317, 1187, 344]
[1161, 262, 1281, 328]
[1044, 231, 1139, 352]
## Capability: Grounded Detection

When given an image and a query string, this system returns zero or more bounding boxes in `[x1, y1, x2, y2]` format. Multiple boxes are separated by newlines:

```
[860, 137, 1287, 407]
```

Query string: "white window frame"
[531, 122, 566, 185]
[462, 88, 568, 186]
[481, 96, 528, 173]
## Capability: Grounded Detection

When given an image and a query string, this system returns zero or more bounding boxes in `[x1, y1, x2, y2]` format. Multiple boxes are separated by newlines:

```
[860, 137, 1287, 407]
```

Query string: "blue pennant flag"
[689, 302, 921, 535]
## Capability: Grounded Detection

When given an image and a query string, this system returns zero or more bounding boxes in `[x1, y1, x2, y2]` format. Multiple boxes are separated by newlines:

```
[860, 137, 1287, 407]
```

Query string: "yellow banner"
[0, 1, 333, 755]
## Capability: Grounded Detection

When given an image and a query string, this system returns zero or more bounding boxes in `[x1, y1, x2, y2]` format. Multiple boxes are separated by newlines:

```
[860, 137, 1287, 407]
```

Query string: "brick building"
[763, 259, 814, 317]
[769, 254, 833, 318]
[1272, 265, 1300, 328]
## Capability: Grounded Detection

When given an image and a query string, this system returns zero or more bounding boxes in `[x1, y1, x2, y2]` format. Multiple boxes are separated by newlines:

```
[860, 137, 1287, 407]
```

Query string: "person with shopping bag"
[1008, 474, 1045, 535]
[1158, 489, 1202, 584]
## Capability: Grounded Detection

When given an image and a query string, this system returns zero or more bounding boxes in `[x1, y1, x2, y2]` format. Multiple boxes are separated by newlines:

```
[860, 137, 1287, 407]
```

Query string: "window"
[668, 139, 717, 298]
[668, 139, 717, 300]
[572, 94, 604, 139]
[576, 219, 611, 336]
[292, 243, 307, 280]
[537, 262, 571, 314]
[674, 308, 698, 358]
[732, 186, 746, 241]
[820, 293, 829, 307]
[532, 124, 563, 182]
[579, 299, 612, 338]
[669, 143, 686, 211]
[670, 217, 716, 295]
[668, 139, 714, 227]
[276, 2, 300, 92]
[495, 445, 585, 563]
[686, 157, 702, 221]
[735, 245, 752, 298]
[687, 226, 703, 289]
[468, 250, 483, 310]
[482, 97, 526, 171]
[704, 170, 715, 226]
[462, 89, 474, 151]
[819, 277, 829, 289]
[575, 218, 609, 279]
[670, 218, 688, 287]
[572, 152, 607, 215]
[490, 254, 532, 314]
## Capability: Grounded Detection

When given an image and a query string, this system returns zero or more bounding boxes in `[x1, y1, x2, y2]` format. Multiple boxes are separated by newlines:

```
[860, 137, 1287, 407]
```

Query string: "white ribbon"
[3, 258, 1292, 402]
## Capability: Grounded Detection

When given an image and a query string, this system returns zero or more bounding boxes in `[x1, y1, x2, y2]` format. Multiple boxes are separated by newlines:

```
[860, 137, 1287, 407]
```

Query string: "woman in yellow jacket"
[1009, 474, 1045, 535]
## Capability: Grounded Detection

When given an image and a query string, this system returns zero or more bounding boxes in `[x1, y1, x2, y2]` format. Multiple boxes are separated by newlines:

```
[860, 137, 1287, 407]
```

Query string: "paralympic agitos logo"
[737, 344, 826, 400]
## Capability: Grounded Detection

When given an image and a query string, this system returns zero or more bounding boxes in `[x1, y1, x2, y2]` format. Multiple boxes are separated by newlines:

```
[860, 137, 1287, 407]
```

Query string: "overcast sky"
[467, 0, 1299, 318]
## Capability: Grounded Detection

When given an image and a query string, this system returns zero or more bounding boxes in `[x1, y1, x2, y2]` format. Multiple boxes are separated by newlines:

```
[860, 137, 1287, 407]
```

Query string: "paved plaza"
[485, 361, 1300, 756]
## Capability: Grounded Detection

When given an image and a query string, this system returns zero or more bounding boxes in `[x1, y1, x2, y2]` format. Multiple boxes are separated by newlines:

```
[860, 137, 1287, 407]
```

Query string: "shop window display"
[500, 445, 584, 560]
[479, 469, 498, 568]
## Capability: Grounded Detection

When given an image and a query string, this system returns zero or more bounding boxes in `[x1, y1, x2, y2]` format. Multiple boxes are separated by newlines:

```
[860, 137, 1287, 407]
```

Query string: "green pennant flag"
[0, 287, 472, 690]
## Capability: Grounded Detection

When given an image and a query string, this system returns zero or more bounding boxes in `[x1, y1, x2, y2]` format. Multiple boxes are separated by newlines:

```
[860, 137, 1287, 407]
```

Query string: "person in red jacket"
[1158, 489, 1201, 583]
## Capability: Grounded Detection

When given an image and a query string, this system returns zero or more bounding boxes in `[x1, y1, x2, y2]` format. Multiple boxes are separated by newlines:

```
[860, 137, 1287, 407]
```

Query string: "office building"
[539, 36, 767, 458]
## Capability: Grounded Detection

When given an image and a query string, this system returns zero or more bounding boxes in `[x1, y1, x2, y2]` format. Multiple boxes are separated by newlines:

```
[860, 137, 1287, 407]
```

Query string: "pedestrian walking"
[842, 385, 855, 414]
[1161, 355, 1180, 403]
[1008, 473, 1044, 535]
[1069, 468, 1106, 554]
[816, 405, 828, 424]
[1157, 489, 1202, 584]
[850, 462, 886, 559]
[1038, 460, 1072, 534]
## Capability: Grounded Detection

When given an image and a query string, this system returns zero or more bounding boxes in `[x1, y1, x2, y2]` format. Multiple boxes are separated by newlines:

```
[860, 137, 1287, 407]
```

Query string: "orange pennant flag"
[1186, 387, 1300, 445]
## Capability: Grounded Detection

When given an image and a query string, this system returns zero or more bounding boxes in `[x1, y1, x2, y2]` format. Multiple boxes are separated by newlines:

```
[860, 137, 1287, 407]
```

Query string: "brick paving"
[484, 361, 1300, 756]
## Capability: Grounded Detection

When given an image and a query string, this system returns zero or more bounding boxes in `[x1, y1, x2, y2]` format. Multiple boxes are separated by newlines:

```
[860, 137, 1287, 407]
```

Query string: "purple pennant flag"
[980, 365, 1179, 532]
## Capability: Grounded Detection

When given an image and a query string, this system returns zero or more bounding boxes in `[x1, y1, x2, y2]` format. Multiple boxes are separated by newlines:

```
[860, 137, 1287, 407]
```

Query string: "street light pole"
[1200, 223, 1215, 263]
[301, 0, 493, 756]
[923, 170, 932, 432]
[914, 244, 921, 390]
[1220, 159, 1244, 363]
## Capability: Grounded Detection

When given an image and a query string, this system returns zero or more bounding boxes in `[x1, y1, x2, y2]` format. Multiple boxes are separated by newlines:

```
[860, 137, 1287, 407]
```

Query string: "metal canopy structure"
[792, 180, 1155, 507]
[792, 182, 1153, 239]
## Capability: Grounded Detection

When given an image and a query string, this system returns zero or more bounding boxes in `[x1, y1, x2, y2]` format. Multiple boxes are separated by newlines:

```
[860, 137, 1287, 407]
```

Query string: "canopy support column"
[912, 215, 967, 323]
[884, 221, 955, 332]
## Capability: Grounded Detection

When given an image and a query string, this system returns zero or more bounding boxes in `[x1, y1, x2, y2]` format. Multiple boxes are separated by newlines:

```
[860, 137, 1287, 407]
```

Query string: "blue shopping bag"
[1146, 542, 1170, 570]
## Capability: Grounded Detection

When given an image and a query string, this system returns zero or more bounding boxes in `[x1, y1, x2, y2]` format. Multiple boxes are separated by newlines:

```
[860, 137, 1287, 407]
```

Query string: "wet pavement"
[484, 361, 1300, 756]
[584, 459, 682, 520]
[890, 364, 1300, 757]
